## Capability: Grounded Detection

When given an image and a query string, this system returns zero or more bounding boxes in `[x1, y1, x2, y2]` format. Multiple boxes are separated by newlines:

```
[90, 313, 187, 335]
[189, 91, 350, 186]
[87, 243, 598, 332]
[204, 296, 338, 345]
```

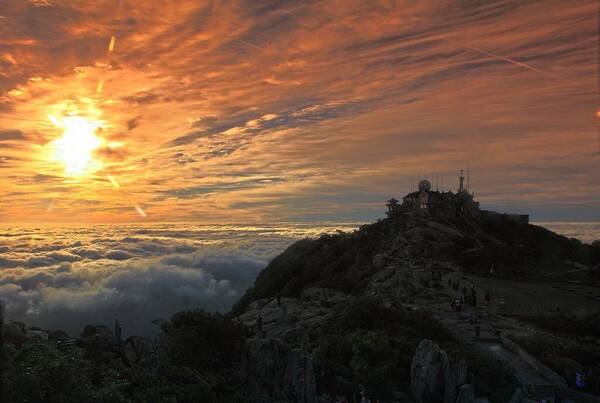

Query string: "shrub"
[163, 309, 246, 372]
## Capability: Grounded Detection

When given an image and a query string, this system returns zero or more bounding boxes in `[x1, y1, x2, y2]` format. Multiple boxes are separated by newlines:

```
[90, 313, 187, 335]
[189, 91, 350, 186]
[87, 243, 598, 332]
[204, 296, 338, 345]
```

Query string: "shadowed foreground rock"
[243, 337, 316, 402]
[410, 339, 469, 403]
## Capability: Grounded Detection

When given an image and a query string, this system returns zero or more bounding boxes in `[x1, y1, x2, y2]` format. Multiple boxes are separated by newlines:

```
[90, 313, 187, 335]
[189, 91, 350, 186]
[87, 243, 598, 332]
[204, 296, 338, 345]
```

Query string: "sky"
[0, 0, 598, 223]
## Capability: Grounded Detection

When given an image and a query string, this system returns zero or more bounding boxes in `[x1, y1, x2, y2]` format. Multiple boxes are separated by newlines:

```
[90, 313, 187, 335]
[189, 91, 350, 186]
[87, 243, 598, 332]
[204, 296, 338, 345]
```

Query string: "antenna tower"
[467, 161, 471, 193]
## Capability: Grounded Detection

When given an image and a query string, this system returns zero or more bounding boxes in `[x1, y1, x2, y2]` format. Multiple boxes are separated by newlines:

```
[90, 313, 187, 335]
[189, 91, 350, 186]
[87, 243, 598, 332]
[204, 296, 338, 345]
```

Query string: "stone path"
[423, 272, 564, 398]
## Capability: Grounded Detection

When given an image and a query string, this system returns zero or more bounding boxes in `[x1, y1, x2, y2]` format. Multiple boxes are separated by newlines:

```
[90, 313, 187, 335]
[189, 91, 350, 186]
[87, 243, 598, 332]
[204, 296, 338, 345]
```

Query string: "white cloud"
[0, 223, 354, 335]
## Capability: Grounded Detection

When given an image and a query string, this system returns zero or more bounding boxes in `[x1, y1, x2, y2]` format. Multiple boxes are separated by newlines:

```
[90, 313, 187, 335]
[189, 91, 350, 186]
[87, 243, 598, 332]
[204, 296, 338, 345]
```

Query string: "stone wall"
[500, 333, 567, 391]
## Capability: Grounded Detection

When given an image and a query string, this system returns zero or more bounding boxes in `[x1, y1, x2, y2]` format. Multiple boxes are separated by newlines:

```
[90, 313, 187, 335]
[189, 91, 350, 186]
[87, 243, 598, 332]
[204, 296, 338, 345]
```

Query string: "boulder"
[411, 339, 447, 403]
[444, 353, 468, 403]
[242, 337, 316, 403]
[123, 336, 155, 366]
[123, 342, 138, 365]
[410, 339, 467, 403]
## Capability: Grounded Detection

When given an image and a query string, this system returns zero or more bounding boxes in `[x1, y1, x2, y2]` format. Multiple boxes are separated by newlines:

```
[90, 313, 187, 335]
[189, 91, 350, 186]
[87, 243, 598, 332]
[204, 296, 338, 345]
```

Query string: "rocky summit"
[2, 210, 600, 402]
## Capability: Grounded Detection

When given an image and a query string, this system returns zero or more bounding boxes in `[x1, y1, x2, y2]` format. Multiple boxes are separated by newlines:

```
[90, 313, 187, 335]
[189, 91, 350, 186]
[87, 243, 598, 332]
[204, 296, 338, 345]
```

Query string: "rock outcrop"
[455, 384, 475, 403]
[242, 337, 316, 403]
[238, 287, 350, 342]
[410, 339, 468, 403]
[123, 335, 155, 366]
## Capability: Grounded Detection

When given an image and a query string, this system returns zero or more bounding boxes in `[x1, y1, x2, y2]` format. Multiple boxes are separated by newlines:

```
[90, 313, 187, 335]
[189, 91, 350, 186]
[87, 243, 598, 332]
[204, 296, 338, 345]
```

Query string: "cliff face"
[410, 339, 467, 403]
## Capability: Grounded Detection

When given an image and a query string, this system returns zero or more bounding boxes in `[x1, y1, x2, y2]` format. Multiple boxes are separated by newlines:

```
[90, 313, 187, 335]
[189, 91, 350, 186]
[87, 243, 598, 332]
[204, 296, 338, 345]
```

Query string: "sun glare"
[50, 115, 103, 175]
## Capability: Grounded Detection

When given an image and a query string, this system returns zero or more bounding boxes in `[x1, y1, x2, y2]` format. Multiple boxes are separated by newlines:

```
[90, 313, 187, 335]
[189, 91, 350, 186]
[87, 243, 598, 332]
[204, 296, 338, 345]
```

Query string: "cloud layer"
[0, 223, 356, 335]
[0, 0, 598, 222]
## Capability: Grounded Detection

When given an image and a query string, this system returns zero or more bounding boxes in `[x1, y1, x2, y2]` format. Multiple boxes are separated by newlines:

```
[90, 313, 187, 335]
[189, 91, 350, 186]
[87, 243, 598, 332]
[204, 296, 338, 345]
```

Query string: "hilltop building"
[386, 170, 528, 224]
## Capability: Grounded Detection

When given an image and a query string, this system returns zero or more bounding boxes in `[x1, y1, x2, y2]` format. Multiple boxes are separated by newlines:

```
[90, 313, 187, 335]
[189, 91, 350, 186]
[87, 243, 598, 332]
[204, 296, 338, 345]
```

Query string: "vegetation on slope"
[235, 213, 598, 314]
[1, 310, 248, 403]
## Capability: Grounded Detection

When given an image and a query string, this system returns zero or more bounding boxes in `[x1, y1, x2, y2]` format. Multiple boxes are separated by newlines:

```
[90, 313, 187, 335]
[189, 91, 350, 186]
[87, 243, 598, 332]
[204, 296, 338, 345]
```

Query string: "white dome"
[418, 179, 432, 192]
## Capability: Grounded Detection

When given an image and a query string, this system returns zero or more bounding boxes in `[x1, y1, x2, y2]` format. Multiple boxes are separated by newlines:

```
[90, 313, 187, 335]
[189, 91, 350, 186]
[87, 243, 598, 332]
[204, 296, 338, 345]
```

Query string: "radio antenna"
[467, 161, 471, 193]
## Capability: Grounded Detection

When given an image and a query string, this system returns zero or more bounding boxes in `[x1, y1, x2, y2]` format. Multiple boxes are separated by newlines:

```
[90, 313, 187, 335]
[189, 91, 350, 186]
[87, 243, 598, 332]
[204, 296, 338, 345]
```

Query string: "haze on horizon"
[0, 0, 598, 223]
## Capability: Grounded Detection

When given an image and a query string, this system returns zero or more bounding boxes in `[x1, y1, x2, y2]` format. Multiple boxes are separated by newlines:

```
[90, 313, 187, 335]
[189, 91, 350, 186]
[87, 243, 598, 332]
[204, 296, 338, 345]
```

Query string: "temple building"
[386, 170, 479, 219]
[386, 170, 528, 224]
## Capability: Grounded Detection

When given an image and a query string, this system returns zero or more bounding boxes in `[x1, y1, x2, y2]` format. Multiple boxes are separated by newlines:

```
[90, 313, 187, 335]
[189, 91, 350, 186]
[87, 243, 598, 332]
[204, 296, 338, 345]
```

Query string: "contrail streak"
[445, 39, 566, 81]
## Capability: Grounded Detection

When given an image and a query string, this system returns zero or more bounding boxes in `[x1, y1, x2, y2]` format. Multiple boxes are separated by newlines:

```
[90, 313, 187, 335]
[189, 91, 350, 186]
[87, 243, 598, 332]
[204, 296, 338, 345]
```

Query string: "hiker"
[257, 314, 263, 335]
[485, 291, 491, 303]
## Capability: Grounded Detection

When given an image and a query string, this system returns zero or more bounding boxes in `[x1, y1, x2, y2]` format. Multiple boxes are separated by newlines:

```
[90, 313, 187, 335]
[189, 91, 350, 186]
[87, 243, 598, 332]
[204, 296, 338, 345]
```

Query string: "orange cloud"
[0, 0, 597, 222]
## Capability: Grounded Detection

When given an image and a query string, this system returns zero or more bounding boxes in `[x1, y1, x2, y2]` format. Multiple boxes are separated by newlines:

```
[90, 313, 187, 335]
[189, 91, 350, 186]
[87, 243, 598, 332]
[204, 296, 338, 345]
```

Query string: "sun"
[50, 115, 103, 175]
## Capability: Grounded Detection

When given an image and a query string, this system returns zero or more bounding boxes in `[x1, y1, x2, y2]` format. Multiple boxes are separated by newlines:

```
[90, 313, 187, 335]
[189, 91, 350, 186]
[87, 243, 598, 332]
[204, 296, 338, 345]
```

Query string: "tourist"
[257, 314, 263, 336]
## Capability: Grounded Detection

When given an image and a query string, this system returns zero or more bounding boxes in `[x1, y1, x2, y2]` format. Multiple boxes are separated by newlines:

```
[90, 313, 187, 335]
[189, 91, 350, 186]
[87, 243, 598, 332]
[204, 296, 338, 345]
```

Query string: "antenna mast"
[467, 161, 471, 193]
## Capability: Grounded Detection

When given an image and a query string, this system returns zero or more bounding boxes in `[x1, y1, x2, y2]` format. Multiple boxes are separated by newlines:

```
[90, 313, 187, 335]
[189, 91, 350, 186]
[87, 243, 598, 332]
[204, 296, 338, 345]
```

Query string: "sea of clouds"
[533, 222, 599, 244]
[0, 223, 357, 336]
[0, 221, 596, 337]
